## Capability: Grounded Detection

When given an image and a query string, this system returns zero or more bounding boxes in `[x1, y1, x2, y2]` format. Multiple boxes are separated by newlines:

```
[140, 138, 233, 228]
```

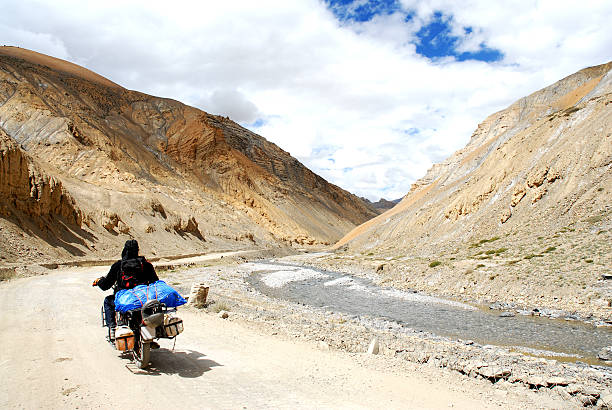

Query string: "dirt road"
[0, 265, 565, 409]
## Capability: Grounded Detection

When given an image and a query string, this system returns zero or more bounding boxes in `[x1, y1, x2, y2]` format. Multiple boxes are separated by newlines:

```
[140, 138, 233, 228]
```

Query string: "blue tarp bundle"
[115, 280, 187, 313]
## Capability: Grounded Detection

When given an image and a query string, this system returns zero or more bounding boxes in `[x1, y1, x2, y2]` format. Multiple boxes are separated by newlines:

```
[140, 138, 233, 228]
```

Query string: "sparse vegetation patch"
[211, 300, 231, 313]
[0, 268, 16, 281]
[523, 254, 544, 260]
[470, 236, 501, 248]
[585, 215, 604, 224]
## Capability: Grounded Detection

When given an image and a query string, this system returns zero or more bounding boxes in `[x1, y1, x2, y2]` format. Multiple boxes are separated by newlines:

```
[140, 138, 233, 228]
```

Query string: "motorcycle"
[102, 299, 184, 369]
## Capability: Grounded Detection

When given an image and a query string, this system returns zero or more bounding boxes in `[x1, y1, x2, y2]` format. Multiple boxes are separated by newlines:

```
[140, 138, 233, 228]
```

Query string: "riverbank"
[284, 251, 612, 327]
[162, 254, 612, 408]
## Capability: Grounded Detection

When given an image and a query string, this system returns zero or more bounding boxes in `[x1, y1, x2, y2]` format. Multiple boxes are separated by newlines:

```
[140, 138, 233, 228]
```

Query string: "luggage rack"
[101, 302, 180, 343]
[100, 305, 114, 343]
[101, 302, 177, 325]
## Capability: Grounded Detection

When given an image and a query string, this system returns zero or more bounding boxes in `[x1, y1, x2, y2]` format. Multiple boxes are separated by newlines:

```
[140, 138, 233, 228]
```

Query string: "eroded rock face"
[0, 129, 81, 228]
[164, 215, 204, 240]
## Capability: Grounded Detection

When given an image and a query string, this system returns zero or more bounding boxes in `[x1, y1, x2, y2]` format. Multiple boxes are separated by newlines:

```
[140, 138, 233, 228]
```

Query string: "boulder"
[576, 394, 598, 406]
[462, 360, 486, 375]
[415, 352, 430, 364]
[551, 386, 572, 401]
[526, 376, 546, 389]
[499, 311, 515, 318]
[511, 186, 526, 207]
[101, 212, 121, 232]
[598, 346, 612, 361]
[546, 376, 570, 387]
[367, 338, 379, 355]
[478, 366, 511, 380]
[117, 220, 130, 234]
[598, 392, 612, 409]
[500, 209, 512, 223]
[566, 384, 584, 395]
[582, 388, 600, 398]
[149, 199, 167, 218]
[218, 310, 229, 319]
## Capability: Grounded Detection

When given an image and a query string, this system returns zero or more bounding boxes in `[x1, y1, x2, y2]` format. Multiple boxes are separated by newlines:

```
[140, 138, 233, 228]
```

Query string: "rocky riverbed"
[161, 253, 612, 408]
[284, 251, 612, 327]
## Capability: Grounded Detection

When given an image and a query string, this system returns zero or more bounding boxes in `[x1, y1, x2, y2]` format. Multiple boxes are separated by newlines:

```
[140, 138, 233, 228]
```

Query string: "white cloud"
[0, 25, 70, 60]
[1, 0, 611, 201]
[201, 89, 260, 123]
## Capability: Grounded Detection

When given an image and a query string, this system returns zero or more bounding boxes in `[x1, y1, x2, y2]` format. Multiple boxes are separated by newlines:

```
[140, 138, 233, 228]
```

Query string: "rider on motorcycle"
[92, 239, 159, 340]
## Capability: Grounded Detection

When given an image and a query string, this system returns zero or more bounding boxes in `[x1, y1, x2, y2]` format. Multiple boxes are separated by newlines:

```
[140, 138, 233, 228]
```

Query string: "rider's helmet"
[121, 239, 139, 260]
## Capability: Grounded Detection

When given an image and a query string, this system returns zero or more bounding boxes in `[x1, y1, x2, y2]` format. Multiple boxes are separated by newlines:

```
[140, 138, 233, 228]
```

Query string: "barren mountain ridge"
[331, 62, 612, 317]
[0, 46, 376, 264]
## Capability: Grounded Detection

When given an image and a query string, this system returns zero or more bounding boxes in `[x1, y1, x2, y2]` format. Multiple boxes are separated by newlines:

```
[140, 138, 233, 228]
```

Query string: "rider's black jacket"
[96, 256, 159, 292]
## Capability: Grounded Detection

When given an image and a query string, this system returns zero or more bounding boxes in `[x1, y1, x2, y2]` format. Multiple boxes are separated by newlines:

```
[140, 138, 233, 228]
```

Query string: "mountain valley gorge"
[0, 46, 376, 265]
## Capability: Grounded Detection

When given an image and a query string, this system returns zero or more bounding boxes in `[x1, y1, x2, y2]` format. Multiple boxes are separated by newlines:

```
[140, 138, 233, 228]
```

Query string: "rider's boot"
[110, 326, 116, 341]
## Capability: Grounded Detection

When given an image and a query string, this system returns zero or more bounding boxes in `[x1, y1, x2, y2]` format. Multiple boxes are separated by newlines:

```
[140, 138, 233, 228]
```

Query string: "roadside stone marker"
[189, 282, 210, 307]
[367, 338, 379, 355]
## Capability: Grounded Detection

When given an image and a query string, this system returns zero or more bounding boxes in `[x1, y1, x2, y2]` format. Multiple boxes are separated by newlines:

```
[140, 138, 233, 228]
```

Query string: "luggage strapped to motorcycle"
[115, 282, 183, 350]
[126, 281, 160, 306]
[127, 288, 146, 306]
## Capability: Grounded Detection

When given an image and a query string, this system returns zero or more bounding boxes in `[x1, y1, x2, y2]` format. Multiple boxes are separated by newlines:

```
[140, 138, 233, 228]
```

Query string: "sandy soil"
[0, 261, 570, 409]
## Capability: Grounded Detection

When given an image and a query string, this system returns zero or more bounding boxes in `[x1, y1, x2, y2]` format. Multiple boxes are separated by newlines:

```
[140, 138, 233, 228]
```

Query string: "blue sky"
[325, 0, 401, 22]
[413, 12, 503, 62]
[2, 0, 611, 200]
[325, 1, 503, 63]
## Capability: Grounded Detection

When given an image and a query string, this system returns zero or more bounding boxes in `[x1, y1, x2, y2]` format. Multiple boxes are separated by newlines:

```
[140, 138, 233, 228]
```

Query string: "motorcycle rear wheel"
[133, 341, 151, 369]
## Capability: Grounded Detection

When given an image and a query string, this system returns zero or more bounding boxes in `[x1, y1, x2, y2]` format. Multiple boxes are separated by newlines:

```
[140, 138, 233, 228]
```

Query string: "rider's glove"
[92, 277, 100, 287]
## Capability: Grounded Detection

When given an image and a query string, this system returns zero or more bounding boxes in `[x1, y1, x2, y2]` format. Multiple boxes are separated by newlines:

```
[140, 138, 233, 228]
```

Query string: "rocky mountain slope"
[361, 197, 401, 213]
[0, 46, 376, 264]
[331, 62, 612, 317]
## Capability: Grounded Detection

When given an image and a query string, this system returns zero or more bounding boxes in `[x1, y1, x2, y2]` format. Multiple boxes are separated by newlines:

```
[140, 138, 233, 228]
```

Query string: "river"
[245, 261, 611, 365]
